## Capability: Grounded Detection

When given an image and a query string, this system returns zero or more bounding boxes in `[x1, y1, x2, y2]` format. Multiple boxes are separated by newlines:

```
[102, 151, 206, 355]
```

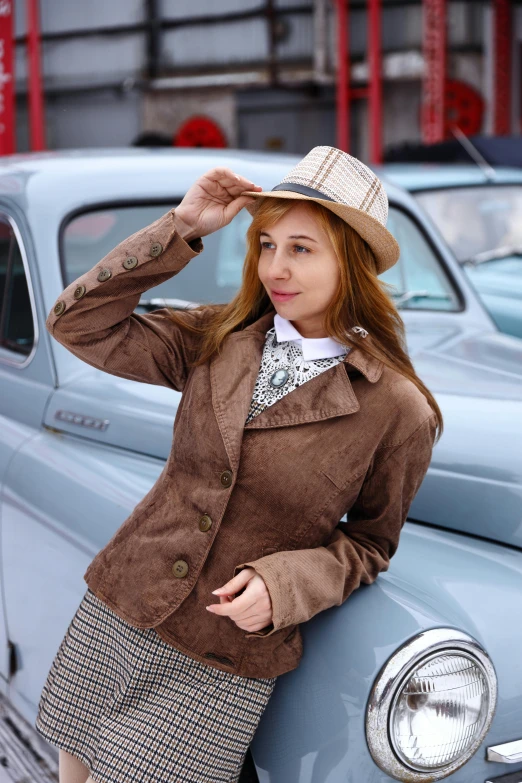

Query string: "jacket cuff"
[171, 209, 201, 245]
[46, 208, 203, 337]
[233, 561, 287, 637]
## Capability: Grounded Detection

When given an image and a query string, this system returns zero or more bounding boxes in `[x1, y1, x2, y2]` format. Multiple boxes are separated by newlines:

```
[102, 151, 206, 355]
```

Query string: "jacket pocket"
[262, 546, 278, 557]
[320, 454, 371, 492]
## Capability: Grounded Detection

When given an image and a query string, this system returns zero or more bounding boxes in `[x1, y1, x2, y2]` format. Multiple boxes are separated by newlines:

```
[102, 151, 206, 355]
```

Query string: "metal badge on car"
[54, 410, 110, 431]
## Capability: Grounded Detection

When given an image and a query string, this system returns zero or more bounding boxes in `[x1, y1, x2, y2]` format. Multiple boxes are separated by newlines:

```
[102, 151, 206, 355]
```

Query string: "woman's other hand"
[174, 168, 263, 241]
[206, 567, 273, 633]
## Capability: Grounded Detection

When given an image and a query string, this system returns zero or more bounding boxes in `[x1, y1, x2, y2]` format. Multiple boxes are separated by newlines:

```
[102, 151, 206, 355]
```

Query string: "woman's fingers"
[223, 194, 257, 222]
[206, 166, 258, 186]
[204, 168, 262, 197]
[238, 610, 265, 623]
[208, 592, 256, 616]
[176, 168, 263, 237]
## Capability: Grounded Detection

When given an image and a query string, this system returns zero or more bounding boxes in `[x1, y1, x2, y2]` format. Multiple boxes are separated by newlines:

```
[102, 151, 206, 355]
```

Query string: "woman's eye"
[294, 245, 309, 254]
[260, 241, 274, 250]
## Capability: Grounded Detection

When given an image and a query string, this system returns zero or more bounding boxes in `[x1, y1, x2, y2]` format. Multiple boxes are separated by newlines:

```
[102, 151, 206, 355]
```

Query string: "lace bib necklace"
[245, 326, 350, 424]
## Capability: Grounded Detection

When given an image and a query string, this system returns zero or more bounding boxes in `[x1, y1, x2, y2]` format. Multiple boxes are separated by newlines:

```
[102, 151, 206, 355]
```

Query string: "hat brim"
[242, 190, 400, 274]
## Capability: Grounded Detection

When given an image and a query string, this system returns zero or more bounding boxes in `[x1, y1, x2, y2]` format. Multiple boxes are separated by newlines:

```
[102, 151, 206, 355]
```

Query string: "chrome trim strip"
[487, 739, 522, 764]
[485, 772, 522, 783]
[365, 628, 498, 782]
[54, 410, 110, 432]
[0, 211, 39, 370]
[138, 297, 199, 310]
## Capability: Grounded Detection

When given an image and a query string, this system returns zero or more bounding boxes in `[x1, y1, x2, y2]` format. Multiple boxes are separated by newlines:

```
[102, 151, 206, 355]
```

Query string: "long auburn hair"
[167, 197, 443, 441]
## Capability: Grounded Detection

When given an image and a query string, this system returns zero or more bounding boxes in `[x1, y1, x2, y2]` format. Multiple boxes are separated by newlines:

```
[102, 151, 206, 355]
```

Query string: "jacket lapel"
[209, 319, 266, 471]
[244, 360, 360, 429]
[209, 309, 383, 469]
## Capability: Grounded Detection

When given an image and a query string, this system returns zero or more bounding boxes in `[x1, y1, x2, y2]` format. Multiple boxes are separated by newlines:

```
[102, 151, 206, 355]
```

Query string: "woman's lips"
[271, 290, 299, 302]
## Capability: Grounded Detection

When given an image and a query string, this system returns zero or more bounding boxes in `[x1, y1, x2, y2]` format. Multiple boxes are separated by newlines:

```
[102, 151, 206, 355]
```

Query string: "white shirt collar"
[273, 313, 349, 361]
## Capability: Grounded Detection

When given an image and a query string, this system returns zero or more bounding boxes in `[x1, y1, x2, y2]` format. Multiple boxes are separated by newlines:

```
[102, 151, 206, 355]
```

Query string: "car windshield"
[416, 185, 522, 262]
[62, 202, 459, 311]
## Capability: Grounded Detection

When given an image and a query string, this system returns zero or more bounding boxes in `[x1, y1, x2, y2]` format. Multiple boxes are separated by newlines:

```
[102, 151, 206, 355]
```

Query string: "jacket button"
[220, 470, 233, 488]
[199, 514, 212, 532]
[123, 256, 138, 270]
[150, 242, 163, 257]
[53, 300, 66, 316]
[172, 559, 188, 578]
[97, 268, 112, 282]
[73, 284, 86, 299]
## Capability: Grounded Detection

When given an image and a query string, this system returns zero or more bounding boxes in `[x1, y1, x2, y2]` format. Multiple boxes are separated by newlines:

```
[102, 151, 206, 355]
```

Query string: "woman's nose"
[266, 251, 290, 279]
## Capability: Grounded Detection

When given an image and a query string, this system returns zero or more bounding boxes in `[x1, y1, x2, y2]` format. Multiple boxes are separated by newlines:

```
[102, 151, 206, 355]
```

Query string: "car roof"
[379, 162, 522, 191]
[0, 147, 417, 223]
[0, 146, 302, 178]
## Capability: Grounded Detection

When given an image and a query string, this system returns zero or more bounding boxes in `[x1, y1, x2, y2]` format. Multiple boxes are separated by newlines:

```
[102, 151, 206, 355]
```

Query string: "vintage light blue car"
[383, 164, 522, 340]
[0, 149, 521, 783]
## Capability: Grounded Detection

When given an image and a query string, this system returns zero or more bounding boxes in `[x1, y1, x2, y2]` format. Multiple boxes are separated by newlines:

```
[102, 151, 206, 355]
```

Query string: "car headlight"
[366, 628, 497, 782]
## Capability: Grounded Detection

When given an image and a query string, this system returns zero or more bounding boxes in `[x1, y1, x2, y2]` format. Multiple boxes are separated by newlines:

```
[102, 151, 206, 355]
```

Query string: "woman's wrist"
[171, 208, 199, 243]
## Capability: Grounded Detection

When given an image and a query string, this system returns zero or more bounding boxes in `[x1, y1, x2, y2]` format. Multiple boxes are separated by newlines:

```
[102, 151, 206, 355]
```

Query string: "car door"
[0, 208, 54, 690]
[0, 203, 173, 724]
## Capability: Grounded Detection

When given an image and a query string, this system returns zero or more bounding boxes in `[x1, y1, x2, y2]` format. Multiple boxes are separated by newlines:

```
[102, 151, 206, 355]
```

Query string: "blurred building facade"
[11, 0, 522, 161]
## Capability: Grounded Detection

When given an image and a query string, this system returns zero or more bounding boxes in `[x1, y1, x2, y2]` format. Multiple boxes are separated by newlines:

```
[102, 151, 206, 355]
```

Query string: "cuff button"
[97, 268, 112, 282]
[54, 300, 66, 316]
[150, 242, 163, 257]
[73, 284, 86, 299]
[123, 256, 138, 270]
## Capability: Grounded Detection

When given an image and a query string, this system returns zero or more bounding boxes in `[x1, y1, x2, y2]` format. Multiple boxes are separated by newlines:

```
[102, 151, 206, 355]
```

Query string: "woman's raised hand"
[174, 167, 263, 240]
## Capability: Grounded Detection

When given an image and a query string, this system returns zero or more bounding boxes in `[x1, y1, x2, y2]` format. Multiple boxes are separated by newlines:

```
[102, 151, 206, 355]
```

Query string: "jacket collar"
[243, 309, 384, 383]
[209, 310, 384, 469]
[272, 313, 349, 361]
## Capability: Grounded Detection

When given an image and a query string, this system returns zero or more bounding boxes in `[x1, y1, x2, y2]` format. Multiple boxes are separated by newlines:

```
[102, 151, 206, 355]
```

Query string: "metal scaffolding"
[335, 0, 516, 162]
[492, 0, 512, 135]
[1, 0, 518, 156]
[335, 0, 383, 163]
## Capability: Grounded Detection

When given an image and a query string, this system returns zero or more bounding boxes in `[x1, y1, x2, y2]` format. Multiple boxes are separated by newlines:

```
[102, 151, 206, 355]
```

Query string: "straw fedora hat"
[244, 145, 399, 274]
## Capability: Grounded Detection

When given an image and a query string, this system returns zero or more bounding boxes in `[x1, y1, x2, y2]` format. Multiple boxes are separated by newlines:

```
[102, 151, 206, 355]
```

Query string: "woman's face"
[257, 202, 341, 338]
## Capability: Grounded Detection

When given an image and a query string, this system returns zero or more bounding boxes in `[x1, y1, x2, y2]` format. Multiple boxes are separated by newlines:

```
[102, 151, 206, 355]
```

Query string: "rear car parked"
[384, 164, 522, 340]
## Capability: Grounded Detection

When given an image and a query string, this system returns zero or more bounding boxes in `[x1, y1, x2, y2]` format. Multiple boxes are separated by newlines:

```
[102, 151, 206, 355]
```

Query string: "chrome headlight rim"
[365, 628, 498, 783]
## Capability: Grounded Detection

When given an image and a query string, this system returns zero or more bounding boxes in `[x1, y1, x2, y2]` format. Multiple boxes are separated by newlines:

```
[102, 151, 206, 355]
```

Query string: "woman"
[35, 146, 441, 783]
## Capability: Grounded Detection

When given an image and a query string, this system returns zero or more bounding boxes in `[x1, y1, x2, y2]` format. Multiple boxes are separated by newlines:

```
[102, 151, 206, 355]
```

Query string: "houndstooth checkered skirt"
[35, 588, 277, 783]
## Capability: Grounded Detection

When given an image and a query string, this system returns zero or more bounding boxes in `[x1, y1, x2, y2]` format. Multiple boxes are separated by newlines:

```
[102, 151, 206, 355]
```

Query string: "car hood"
[45, 322, 522, 548]
[406, 324, 522, 550]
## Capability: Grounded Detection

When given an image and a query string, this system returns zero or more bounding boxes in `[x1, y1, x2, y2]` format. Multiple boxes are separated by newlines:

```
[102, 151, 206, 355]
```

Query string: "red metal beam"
[421, 0, 447, 144]
[493, 0, 511, 135]
[0, 1, 15, 155]
[336, 0, 350, 152]
[27, 0, 46, 150]
[368, 0, 382, 163]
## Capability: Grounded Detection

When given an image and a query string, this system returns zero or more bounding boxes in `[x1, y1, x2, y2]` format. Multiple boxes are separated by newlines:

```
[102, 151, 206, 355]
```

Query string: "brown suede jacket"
[46, 208, 437, 678]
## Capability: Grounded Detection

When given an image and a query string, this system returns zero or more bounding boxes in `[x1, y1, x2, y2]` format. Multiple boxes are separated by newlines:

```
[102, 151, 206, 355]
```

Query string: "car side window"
[62, 202, 461, 312]
[63, 204, 252, 305]
[0, 215, 35, 358]
[381, 207, 460, 311]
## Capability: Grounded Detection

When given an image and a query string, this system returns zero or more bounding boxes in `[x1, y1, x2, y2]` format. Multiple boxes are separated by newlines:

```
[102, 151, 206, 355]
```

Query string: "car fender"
[251, 524, 522, 782]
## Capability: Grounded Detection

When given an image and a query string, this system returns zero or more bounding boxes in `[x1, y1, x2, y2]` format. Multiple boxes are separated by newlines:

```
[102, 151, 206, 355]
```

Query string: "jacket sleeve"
[46, 208, 209, 391]
[233, 413, 437, 636]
